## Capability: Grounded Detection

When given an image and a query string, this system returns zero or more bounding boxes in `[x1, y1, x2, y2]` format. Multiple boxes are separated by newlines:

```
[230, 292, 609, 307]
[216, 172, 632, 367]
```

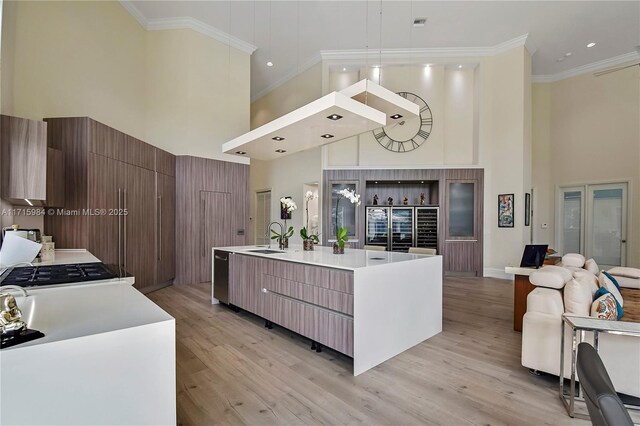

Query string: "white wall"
[1, 1, 251, 232]
[532, 66, 640, 267]
[477, 47, 532, 274]
[325, 65, 477, 167]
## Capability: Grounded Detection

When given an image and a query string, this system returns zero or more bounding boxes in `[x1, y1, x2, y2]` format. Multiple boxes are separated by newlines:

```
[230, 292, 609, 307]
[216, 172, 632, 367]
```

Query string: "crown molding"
[532, 51, 640, 83]
[251, 52, 323, 103]
[119, 1, 257, 55]
[320, 34, 536, 64]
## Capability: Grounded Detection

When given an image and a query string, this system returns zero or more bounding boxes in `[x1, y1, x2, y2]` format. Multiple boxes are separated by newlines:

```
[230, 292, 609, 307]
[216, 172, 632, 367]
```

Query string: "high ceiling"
[128, 1, 640, 100]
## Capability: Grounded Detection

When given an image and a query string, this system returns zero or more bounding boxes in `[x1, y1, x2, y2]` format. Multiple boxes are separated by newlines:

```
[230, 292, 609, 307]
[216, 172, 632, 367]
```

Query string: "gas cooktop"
[0, 263, 118, 287]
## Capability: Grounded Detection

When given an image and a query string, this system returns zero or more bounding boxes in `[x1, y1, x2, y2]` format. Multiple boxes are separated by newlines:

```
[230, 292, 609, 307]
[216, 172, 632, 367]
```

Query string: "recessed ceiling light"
[565, 52, 572, 57]
[398, 181, 401, 184]
[342, 67, 347, 72]
[375, 181, 378, 184]
[421, 181, 424, 184]
[327, 114, 343, 120]
[235, 151, 246, 155]
[275, 149, 286, 153]
[413, 18, 427, 27]
[266, 61, 274, 67]
[587, 42, 596, 48]
[320, 134, 334, 139]
[390, 114, 403, 120]
[458, 65, 462, 69]
[272, 136, 285, 141]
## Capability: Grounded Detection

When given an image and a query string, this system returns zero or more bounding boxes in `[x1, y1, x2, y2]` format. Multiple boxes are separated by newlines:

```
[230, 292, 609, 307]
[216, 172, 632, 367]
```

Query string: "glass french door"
[557, 186, 585, 256]
[556, 183, 627, 267]
[586, 184, 627, 268]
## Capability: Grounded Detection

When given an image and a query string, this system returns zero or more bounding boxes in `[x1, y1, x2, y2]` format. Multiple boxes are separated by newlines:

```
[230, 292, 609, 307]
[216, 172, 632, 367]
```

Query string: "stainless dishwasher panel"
[213, 250, 230, 304]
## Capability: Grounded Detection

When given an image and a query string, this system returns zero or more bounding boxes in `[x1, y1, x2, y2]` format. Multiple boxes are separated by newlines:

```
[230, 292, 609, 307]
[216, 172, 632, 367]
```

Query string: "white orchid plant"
[334, 188, 361, 248]
[272, 197, 297, 241]
[300, 191, 319, 244]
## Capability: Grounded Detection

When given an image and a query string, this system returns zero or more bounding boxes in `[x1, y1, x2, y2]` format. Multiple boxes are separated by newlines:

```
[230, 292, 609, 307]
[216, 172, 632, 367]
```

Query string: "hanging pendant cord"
[379, 0, 383, 85]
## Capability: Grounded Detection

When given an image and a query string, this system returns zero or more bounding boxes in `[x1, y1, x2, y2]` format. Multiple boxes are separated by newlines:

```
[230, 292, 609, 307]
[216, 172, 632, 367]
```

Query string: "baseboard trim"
[484, 268, 513, 281]
[140, 280, 174, 294]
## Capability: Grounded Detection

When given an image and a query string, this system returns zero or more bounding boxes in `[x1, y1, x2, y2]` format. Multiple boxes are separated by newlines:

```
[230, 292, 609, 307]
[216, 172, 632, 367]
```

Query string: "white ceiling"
[128, 1, 640, 100]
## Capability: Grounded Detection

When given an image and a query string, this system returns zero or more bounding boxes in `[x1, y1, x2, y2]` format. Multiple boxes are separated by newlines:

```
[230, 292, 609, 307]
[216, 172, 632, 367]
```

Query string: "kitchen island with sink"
[212, 245, 442, 375]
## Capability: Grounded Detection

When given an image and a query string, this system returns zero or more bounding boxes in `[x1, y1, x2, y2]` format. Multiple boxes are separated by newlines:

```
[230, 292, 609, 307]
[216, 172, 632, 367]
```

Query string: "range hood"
[223, 80, 419, 160]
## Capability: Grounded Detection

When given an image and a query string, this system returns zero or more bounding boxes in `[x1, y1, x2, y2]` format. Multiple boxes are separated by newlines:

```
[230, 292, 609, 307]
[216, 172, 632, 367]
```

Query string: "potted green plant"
[333, 188, 361, 254]
[300, 191, 319, 251]
[271, 225, 294, 248]
[334, 227, 349, 254]
[300, 227, 319, 251]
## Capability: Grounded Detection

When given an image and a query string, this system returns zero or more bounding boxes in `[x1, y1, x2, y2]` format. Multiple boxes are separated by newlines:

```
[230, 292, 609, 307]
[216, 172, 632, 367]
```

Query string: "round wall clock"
[372, 92, 433, 153]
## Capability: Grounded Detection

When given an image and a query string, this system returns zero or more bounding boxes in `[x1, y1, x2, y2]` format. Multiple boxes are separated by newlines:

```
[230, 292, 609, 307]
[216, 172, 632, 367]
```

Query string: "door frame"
[254, 188, 272, 246]
[554, 179, 632, 266]
[554, 185, 586, 256]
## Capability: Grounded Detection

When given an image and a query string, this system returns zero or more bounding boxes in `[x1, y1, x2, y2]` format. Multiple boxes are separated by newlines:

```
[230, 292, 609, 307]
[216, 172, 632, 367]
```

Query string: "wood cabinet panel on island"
[217, 247, 443, 375]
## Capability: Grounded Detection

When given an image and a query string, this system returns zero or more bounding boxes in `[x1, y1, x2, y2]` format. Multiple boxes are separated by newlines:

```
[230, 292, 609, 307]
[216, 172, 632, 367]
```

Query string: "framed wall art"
[498, 193, 514, 228]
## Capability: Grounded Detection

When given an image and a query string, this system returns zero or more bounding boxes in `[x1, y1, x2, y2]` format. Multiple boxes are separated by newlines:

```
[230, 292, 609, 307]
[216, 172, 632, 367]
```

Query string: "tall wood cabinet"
[44, 117, 175, 293]
[175, 156, 248, 285]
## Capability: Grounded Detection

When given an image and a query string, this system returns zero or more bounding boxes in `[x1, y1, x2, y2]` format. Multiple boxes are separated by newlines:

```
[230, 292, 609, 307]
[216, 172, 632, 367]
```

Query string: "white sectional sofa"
[521, 256, 640, 397]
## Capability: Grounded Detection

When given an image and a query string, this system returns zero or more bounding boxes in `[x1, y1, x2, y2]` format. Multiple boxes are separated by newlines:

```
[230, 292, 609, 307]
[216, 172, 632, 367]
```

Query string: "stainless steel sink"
[246, 249, 285, 254]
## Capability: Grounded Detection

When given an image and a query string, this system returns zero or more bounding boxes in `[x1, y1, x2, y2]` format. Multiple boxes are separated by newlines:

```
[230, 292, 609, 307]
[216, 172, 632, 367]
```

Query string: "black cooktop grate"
[0, 263, 118, 287]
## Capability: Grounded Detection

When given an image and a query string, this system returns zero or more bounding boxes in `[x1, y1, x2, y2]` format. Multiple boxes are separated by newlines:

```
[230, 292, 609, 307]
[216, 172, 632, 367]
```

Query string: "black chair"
[576, 342, 634, 426]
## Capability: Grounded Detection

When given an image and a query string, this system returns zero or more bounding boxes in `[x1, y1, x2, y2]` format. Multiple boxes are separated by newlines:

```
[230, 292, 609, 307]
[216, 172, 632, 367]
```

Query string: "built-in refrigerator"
[365, 206, 438, 252]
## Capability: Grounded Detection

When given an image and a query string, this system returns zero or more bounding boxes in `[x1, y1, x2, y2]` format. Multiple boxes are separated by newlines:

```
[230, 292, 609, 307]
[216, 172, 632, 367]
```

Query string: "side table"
[559, 314, 640, 419]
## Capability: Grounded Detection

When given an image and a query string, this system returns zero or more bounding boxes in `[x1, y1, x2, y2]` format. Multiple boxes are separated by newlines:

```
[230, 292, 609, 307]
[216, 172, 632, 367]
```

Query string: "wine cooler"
[366, 206, 439, 252]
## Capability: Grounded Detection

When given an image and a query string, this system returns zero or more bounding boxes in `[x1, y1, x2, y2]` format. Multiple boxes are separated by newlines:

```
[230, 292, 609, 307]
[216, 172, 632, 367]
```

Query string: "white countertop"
[213, 244, 437, 271]
[33, 249, 100, 266]
[3, 282, 172, 351]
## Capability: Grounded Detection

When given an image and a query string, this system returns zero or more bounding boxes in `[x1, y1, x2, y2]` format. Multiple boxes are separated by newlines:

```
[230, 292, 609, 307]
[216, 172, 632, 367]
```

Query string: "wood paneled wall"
[175, 156, 249, 285]
[322, 168, 484, 276]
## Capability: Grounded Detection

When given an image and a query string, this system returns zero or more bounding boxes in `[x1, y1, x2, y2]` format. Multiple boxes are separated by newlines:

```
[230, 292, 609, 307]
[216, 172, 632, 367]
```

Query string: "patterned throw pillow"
[593, 287, 623, 320]
[598, 273, 624, 307]
[591, 292, 619, 320]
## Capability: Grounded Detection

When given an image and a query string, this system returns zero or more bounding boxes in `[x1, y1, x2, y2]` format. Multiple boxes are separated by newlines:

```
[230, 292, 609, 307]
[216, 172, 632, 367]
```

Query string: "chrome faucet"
[266, 221, 285, 250]
[0, 285, 28, 298]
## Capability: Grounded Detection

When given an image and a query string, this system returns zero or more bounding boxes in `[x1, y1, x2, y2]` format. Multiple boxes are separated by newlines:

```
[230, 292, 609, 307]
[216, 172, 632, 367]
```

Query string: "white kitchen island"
[212, 245, 442, 375]
[0, 256, 175, 425]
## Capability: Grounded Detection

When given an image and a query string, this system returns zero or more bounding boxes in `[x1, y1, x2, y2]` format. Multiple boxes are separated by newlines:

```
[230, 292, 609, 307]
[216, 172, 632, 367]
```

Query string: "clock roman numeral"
[398, 92, 408, 99]
[420, 105, 431, 113]
[410, 139, 420, 149]
[417, 129, 430, 140]
[421, 118, 433, 126]
[374, 131, 386, 140]
[397, 143, 406, 153]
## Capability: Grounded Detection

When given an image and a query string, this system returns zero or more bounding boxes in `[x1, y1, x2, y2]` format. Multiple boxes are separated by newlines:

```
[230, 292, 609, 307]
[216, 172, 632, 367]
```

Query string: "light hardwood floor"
[148, 277, 590, 426]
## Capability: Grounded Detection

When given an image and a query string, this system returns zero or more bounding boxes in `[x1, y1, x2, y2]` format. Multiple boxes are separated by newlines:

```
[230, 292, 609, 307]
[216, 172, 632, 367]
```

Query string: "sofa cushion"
[530, 268, 569, 289]
[591, 291, 619, 320]
[562, 253, 586, 268]
[527, 287, 565, 315]
[564, 279, 593, 316]
[608, 267, 640, 279]
[599, 273, 624, 308]
[614, 276, 640, 290]
[573, 270, 599, 297]
[584, 258, 599, 275]
[602, 271, 621, 291]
